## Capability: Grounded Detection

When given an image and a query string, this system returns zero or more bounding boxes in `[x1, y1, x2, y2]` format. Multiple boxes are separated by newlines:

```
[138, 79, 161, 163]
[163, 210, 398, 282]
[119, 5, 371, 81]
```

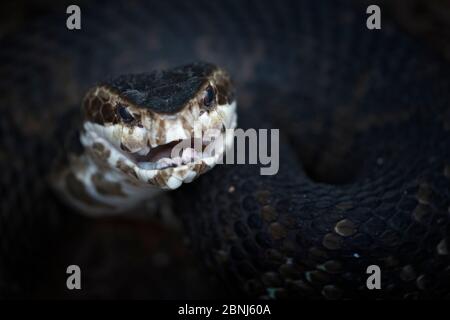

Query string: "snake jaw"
[82, 100, 236, 190]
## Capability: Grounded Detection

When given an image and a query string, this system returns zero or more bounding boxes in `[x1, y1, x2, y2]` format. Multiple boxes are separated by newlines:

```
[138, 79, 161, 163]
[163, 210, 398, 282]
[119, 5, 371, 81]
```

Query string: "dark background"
[3, 0, 450, 62]
[1, 0, 449, 299]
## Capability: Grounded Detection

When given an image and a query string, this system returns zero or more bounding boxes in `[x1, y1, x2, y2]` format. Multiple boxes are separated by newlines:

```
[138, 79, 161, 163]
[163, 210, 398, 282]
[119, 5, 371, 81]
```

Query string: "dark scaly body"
[0, 0, 449, 298]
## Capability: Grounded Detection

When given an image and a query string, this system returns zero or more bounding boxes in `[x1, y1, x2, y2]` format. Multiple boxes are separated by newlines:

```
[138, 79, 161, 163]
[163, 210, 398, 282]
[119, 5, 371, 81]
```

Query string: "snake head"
[81, 62, 237, 190]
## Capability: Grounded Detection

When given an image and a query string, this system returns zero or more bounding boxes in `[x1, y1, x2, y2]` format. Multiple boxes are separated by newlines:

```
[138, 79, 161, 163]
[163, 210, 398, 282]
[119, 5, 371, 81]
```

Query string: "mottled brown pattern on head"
[116, 159, 138, 180]
[91, 173, 126, 197]
[86, 65, 233, 127]
[83, 87, 125, 125]
[91, 142, 111, 162]
[180, 113, 190, 133]
[156, 117, 165, 145]
[158, 169, 172, 185]
[83, 67, 234, 154]
[92, 97, 102, 109]
[79, 66, 234, 192]
[173, 167, 190, 179]
[100, 103, 116, 123]
[194, 162, 207, 175]
[66, 172, 113, 209]
[149, 172, 168, 187]
[97, 88, 110, 101]
[83, 87, 120, 124]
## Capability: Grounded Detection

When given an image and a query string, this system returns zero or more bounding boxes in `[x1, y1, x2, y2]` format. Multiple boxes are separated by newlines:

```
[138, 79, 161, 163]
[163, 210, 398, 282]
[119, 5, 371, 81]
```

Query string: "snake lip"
[127, 135, 222, 171]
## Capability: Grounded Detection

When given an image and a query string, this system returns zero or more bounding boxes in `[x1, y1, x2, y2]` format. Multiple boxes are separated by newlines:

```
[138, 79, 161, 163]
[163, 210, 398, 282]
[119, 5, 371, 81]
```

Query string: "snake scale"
[1, 0, 450, 299]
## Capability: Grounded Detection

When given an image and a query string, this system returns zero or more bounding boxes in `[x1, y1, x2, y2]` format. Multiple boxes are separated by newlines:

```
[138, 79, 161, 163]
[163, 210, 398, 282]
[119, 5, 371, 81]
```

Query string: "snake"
[0, 0, 449, 299]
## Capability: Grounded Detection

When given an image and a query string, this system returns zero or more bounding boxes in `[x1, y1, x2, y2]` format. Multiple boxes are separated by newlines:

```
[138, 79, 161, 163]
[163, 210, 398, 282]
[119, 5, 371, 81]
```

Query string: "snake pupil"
[203, 85, 215, 108]
[117, 105, 134, 122]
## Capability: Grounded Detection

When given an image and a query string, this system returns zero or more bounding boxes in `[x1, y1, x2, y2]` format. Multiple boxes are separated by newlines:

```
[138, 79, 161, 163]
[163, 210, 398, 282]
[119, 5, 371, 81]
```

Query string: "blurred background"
[0, 0, 449, 299]
[3, 0, 450, 62]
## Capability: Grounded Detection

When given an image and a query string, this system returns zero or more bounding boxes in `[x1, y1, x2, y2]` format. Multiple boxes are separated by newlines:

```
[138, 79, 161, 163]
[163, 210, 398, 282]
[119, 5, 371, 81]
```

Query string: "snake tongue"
[131, 138, 208, 170]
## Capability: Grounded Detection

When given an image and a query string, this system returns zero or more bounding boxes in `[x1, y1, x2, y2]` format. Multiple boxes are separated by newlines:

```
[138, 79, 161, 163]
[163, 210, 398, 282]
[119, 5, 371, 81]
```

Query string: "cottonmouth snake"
[0, 0, 450, 299]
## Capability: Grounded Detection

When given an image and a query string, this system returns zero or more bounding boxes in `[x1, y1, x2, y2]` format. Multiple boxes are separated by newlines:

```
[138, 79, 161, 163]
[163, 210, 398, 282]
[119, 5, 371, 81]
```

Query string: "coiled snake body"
[0, 0, 449, 299]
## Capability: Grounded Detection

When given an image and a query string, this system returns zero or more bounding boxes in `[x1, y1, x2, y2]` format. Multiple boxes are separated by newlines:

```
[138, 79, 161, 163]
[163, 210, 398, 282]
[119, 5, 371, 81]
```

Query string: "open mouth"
[121, 131, 227, 171]
[127, 137, 214, 170]
[82, 100, 236, 188]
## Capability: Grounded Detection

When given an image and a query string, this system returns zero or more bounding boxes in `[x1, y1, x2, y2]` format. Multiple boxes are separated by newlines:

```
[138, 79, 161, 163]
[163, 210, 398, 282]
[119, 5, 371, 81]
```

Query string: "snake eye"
[117, 104, 134, 122]
[203, 85, 215, 108]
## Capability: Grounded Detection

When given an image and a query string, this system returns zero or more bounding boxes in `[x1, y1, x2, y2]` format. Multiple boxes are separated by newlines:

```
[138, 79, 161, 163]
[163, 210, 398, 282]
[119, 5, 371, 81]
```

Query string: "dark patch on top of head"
[102, 62, 217, 113]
